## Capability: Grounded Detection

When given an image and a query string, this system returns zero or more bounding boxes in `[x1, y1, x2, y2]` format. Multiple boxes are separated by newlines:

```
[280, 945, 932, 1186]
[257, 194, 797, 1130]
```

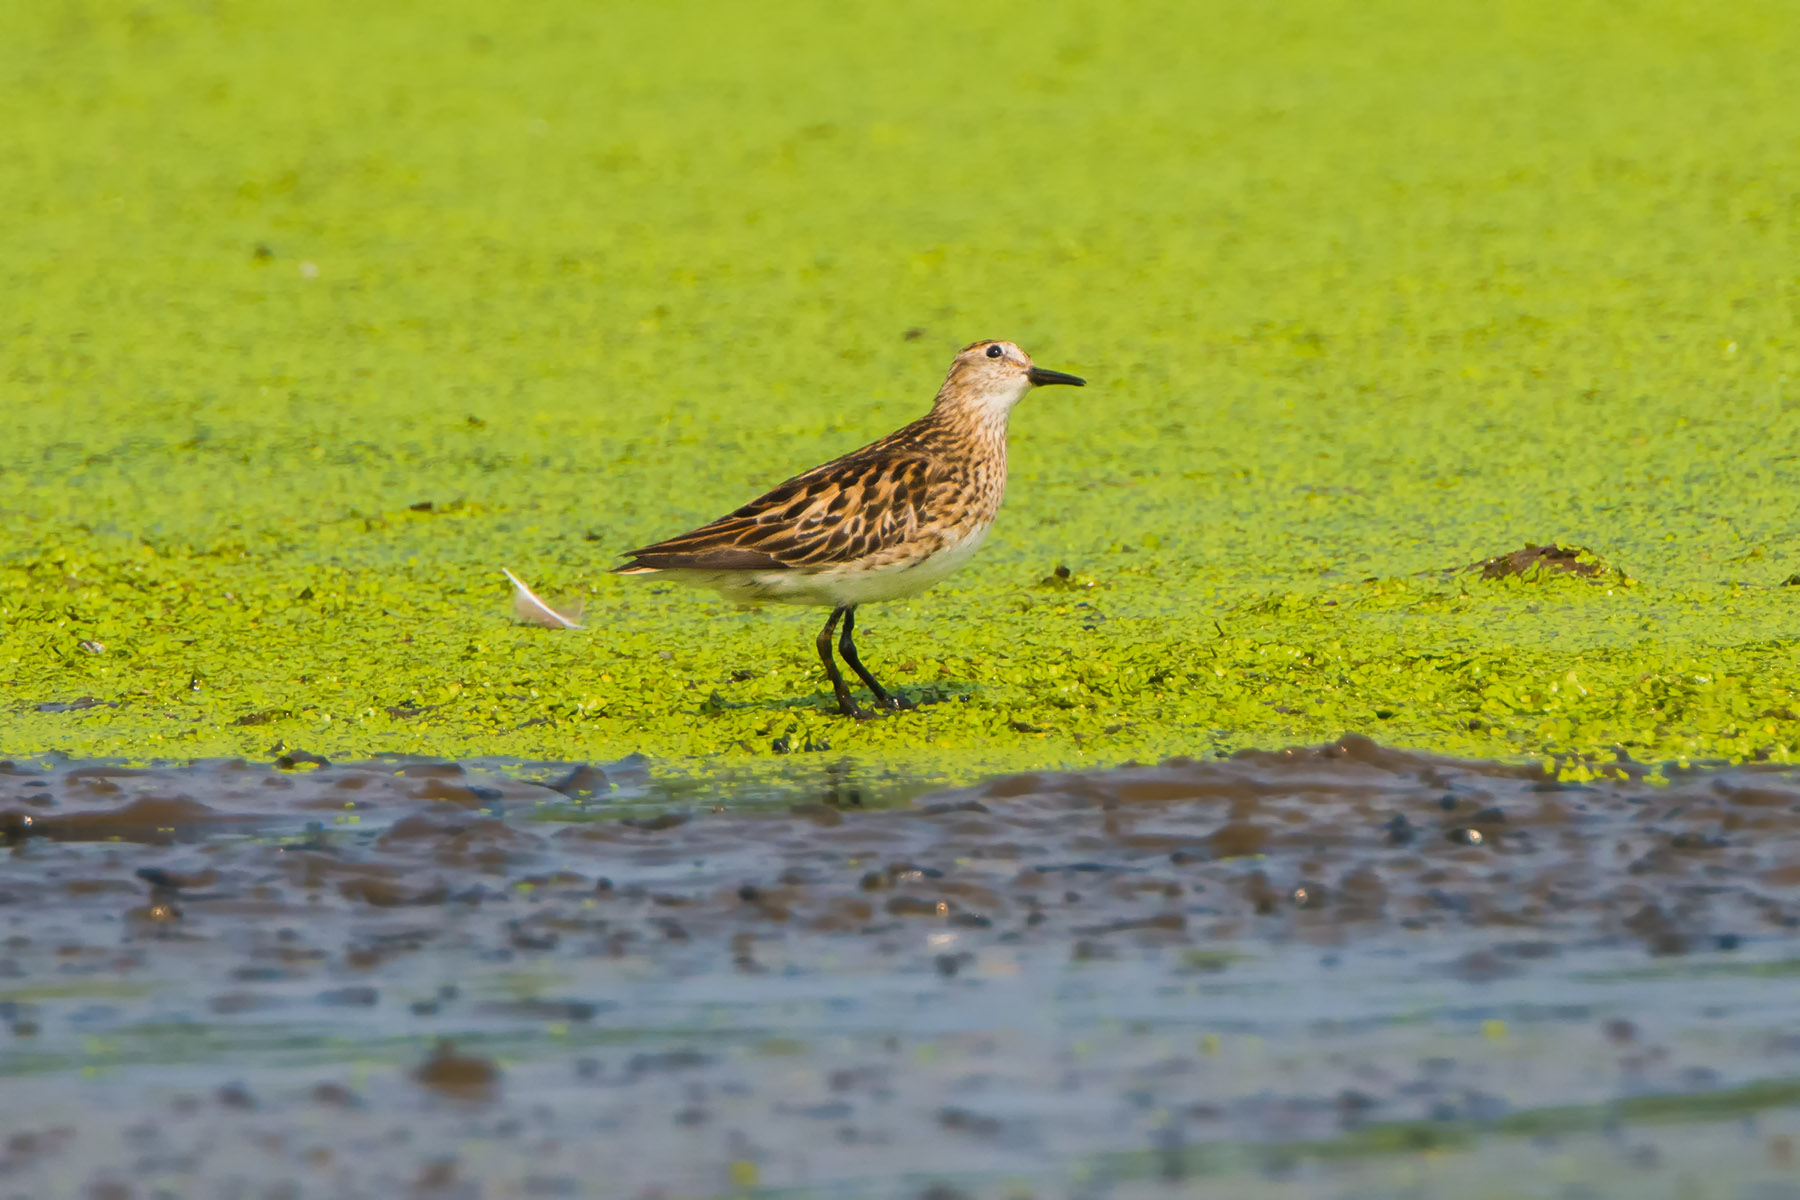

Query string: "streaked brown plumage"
[614, 339, 1085, 717]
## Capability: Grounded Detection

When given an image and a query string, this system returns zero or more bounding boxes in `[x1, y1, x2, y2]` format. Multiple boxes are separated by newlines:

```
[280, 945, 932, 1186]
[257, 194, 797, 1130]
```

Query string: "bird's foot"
[834, 695, 911, 720]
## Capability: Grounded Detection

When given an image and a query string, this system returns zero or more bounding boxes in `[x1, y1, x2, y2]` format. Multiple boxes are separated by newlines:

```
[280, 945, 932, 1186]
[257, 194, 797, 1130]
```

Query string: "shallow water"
[7, 736, 1800, 1197]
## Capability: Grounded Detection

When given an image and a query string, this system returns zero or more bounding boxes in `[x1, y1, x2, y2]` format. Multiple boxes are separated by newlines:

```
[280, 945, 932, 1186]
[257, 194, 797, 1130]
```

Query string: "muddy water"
[6, 736, 1800, 1199]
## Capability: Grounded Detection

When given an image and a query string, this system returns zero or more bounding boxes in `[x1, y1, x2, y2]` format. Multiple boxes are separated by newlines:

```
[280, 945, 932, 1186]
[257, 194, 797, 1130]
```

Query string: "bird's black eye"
[985, 344, 1003, 359]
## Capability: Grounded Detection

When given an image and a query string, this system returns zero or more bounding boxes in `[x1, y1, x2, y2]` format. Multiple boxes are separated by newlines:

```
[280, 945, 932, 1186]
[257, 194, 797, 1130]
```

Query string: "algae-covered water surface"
[8, 1, 1800, 1196]
[5, 0, 1800, 772]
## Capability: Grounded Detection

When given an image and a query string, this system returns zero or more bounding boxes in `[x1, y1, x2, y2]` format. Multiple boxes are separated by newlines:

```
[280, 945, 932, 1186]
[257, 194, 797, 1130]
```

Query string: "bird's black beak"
[1027, 366, 1085, 387]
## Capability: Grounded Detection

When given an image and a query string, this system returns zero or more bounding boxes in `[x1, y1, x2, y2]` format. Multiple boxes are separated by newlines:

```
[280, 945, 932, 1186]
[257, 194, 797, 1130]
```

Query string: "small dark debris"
[918, 800, 989, 816]
[1210, 821, 1268, 857]
[916, 1184, 974, 1200]
[626, 1048, 711, 1076]
[886, 861, 943, 879]
[902, 327, 926, 341]
[34, 697, 116, 714]
[621, 813, 688, 832]
[1449, 949, 1517, 982]
[547, 764, 609, 799]
[1469, 542, 1606, 580]
[309, 1082, 359, 1107]
[482, 999, 598, 1022]
[937, 1107, 1003, 1137]
[275, 750, 329, 770]
[1428, 889, 1472, 913]
[1072, 913, 1186, 937]
[1625, 903, 1690, 956]
[413, 1160, 459, 1192]
[413, 1039, 500, 1100]
[215, 1083, 256, 1110]
[1497, 940, 1558, 959]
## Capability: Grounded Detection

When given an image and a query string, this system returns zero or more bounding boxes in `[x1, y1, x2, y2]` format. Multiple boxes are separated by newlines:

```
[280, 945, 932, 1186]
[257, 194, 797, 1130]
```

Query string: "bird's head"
[933, 339, 1085, 420]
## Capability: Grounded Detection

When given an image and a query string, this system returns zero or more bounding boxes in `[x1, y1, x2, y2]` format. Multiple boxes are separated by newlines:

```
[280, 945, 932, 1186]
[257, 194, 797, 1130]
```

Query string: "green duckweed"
[4, 0, 1799, 783]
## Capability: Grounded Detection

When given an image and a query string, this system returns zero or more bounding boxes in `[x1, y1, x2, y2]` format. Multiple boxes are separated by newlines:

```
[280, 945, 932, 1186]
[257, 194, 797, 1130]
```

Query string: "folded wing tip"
[616, 548, 792, 572]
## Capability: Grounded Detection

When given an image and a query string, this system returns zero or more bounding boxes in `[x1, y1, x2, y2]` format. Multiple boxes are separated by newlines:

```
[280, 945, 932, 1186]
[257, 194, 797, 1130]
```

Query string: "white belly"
[663, 525, 992, 608]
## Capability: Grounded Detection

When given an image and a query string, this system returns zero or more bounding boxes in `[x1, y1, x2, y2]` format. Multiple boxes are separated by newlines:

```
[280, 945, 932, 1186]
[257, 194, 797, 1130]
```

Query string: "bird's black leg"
[816, 606, 867, 718]
[838, 607, 914, 711]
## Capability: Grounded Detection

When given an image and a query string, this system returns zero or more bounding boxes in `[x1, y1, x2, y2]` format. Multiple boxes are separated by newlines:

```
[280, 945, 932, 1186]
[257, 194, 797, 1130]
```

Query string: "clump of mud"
[413, 1039, 501, 1102]
[1467, 542, 1614, 580]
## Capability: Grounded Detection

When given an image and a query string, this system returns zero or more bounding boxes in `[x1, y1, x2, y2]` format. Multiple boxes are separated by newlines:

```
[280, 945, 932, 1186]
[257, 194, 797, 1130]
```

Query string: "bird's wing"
[615, 454, 943, 572]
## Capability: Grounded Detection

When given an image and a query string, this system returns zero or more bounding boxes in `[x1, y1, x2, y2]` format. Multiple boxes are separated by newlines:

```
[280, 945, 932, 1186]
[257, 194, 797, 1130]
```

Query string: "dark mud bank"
[4, 734, 1792, 957]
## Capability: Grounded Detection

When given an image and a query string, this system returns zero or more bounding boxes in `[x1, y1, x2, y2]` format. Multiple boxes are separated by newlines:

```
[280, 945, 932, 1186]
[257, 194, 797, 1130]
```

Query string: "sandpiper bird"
[613, 340, 1086, 718]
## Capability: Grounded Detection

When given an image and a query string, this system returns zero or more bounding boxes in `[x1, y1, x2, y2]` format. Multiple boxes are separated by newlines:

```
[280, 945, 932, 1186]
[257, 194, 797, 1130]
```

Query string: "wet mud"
[7, 736, 1800, 1197]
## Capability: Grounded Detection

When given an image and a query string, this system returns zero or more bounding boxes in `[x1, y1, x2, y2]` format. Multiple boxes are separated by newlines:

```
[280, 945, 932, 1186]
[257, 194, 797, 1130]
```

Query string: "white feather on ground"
[501, 568, 585, 629]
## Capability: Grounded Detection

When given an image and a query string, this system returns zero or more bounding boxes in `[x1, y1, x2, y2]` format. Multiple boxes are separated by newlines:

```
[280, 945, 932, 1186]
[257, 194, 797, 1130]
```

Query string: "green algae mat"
[4, 0, 1799, 775]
